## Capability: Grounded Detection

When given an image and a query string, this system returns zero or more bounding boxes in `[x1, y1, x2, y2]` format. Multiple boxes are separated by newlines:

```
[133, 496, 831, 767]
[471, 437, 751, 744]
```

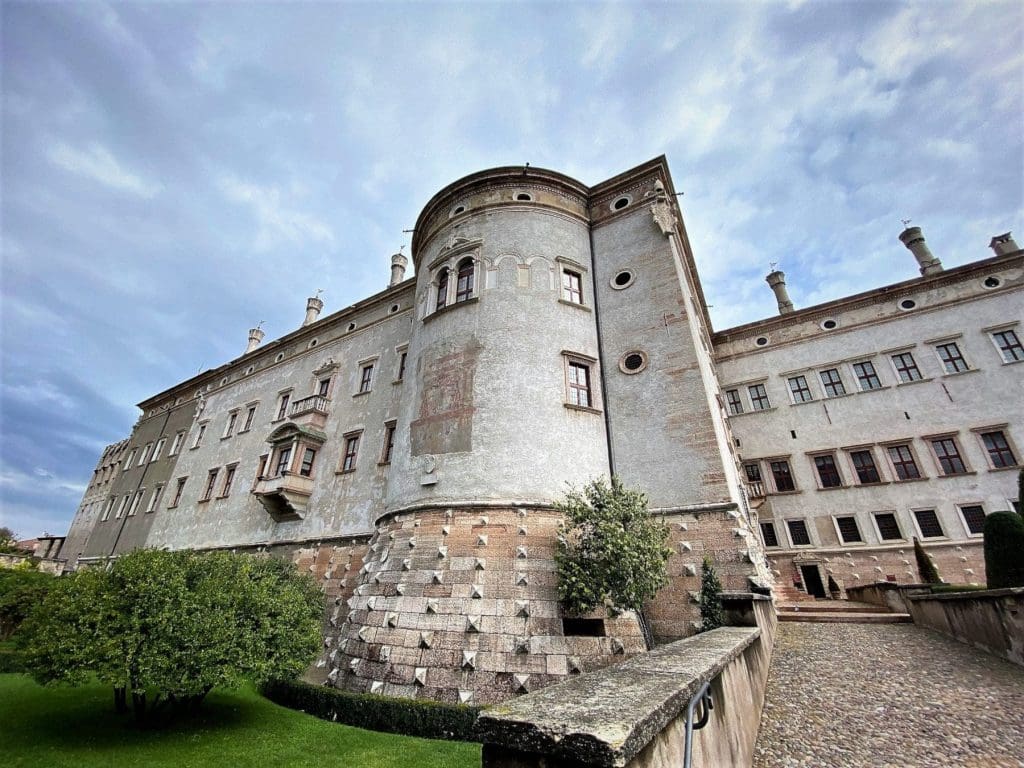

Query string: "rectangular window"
[913, 509, 945, 538]
[931, 437, 967, 475]
[318, 378, 332, 397]
[819, 368, 846, 398]
[220, 465, 237, 497]
[359, 364, 374, 394]
[170, 477, 187, 508]
[342, 434, 360, 472]
[786, 519, 811, 546]
[124, 448, 138, 470]
[151, 438, 166, 463]
[146, 484, 164, 513]
[567, 361, 592, 408]
[192, 423, 207, 449]
[201, 469, 219, 501]
[850, 450, 881, 484]
[256, 454, 269, 480]
[561, 270, 583, 304]
[397, 352, 407, 382]
[275, 447, 292, 477]
[959, 505, 986, 535]
[436, 269, 449, 311]
[835, 516, 862, 543]
[744, 462, 762, 482]
[853, 360, 882, 391]
[814, 455, 843, 488]
[874, 512, 903, 541]
[455, 260, 474, 303]
[127, 490, 144, 517]
[770, 459, 795, 492]
[725, 389, 743, 415]
[992, 329, 1024, 362]
[276, 393, 291, 420]
[381, 422, 396, 465]
[242, 406, 257, 432]
[788, 375, 813, 403]
[981, 430, 1018, 468]
[748, 383, 771, 411]
[100, 497, 116, 522]
[891, 352, 922, 383]
[299, 448, 316, 477]
[138, 443, 153, 466]
[169, 431, 185, 456]
[887, 444, 921, 480]
[224, 412, 238, 438]
[935, 342, 969, 374]
[115, 493, 131, 519]
[760, 522, 779, 548]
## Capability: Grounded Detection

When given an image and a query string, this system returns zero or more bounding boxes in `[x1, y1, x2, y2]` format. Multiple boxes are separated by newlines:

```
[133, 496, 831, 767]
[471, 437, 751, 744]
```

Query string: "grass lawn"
[0, 674, 481, 768]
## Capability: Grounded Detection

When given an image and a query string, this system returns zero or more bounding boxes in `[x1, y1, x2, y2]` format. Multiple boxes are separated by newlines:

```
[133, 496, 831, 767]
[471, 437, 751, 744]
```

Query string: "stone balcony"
[289, 394, 330, 430]
[252, 472, 314, 521]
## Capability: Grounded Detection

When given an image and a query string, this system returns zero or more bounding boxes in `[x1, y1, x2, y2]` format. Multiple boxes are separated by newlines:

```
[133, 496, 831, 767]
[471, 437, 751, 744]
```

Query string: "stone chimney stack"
[989, 232, 1019, 256]
[390, 252, 409, 287]
[899, 225, 942, 276]
[765, 269, 795, 314]
[246, 327, 265, 354]
[303, 296, 324, 327]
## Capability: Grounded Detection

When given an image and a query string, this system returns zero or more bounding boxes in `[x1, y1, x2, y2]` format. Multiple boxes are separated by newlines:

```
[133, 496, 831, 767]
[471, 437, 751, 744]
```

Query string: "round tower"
[331, 167, 645, 705]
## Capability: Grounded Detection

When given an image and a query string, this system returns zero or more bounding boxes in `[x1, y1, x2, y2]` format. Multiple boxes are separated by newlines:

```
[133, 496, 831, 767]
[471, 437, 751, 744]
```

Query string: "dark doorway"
[800, 565, 827, 598]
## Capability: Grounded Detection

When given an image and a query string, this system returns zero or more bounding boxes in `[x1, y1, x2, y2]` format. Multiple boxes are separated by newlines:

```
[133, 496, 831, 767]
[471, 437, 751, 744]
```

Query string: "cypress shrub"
[260, 679, 482, 742]
[698, 556, 724, 632]
[983, 512, 1024, 589]
[913, 537, 942, 584]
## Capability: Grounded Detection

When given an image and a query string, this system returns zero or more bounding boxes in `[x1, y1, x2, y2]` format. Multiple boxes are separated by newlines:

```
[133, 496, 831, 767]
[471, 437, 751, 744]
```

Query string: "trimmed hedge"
[261, 679, 482, 742]
[984, 511, 1024, 589]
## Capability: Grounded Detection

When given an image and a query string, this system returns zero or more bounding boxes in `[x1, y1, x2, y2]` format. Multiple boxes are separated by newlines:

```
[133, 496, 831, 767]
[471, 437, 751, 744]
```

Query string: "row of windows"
[743, 428, 1018, 496]
[724, 327, 1023, 414]
[429, 258, 589, 315]
[98, 481, 167, 522]
[760, 502, 1010, 550]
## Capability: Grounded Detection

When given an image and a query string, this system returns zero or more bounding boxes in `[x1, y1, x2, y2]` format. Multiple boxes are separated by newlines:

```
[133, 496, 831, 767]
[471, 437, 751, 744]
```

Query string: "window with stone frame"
[219, 464, 237, 497]
[563, 354, 598, 410]
[169, 431, 186, 455]
[317, 377, 332, 397]
[146, 483, 164, 513]
[725, 389, 744, 415]
[760, 521, 780, 548]
[561, 269, 583, 304]
[124, 448, 138, 470]
[100, 496, 116, 521]
[396, 350, 408, 382]
[849, 449, 882, 484]
[788, 375, 814, 403]
[819, 368, 846, 398]
[834, 516, 863, 543]
[786, 519, 812, 546]
[242, 405, 258, 432]
[935, 341, 969, 374]
[769, 459, 795, 492]
[813, 454, 843, 488]
[127, 490, 144, 517]
[748, 383, 771, 411]
[873, 512, 903, 541]
[298, 448, 316, 477]
[435, 267, 450, 311]
[151, 438, 166, 462]
[852, 360, 882, 391]
[201, 469, 219, 502]
[455, 257, 475, 303]
[193, 423, 208, 448]
[891, 351, 923, 383]
[990, 328, 1024, 363]
[256, 454, 269, 481]
[274, 446, 292, 477]
[930, 436, 968, 475]
[276, 392, 291, 421]
[169, 477, 187, 508]
[887, 443, 922, 480]
[980, 430, 1018, 468]
[223, 411, 238, 438]
[359, 363, 374, 394]
[913, 509, 945, 538]
[381, 421, 396, 465]
[958, 505, 987, 536]
[341, 432, 361, 472]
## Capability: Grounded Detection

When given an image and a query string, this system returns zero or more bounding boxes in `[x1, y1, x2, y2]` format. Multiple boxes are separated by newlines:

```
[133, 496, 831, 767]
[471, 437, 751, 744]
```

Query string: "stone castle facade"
[61, 157, 1022, 703]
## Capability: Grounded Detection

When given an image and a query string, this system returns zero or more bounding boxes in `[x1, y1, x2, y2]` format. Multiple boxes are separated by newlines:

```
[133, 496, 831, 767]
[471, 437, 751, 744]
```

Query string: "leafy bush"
[555, 477, 672, 615]
[912, 537, 942, 584]
[17, 549, 322, 722]
[0, 568, 55, 640]
[0, 640, 23, 673]
[984, 512, 1024, 589]
[698, 556, 724, 632]
[261, 679, 481, 742]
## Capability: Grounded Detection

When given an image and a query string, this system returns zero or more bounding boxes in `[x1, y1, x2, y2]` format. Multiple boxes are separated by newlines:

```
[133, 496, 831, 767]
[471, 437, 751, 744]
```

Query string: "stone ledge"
[474, 626, 760, 767]
[908, 586, 1024, 603]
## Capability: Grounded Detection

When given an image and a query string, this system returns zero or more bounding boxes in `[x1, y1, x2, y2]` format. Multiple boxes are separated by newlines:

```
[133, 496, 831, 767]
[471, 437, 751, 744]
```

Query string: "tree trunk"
[113, 686, 127, 714]
[132, 690, 147, 725]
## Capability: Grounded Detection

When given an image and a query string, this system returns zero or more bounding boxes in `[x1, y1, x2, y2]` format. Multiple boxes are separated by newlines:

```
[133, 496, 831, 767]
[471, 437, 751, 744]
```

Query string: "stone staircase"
[776, 599, 911, 624]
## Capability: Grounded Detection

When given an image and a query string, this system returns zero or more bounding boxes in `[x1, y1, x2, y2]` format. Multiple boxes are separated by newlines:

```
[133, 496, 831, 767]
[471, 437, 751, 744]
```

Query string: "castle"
[61, 157, 1023, 704]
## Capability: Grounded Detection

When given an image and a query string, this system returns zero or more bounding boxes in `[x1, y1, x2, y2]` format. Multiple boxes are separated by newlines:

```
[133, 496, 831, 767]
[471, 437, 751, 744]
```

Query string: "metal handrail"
[683, 679, 714, 768]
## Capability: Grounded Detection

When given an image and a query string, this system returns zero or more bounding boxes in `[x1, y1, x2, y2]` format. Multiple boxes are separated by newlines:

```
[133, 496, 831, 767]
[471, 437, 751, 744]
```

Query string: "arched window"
[436, 268, 449, 311]
[455, 258, 474, 303]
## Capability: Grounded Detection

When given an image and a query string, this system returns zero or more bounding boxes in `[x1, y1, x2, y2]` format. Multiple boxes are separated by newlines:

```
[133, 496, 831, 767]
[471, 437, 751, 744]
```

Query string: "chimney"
[989, 232, 1019, 257]
[390, 252, 409, 287]
[246, 327, 265, 354]
[899, 225, 942, 276]
[765, 270, 794, 314]
[303, 296, 324, 327]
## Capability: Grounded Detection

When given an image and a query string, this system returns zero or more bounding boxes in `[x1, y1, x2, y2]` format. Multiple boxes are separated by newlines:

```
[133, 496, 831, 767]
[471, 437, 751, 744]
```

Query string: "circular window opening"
[347, 322, 357, 332]
[452, 205, 466, 216]
[983, 276, 1001, 289]
[755, 336, 769, 347]
[619, 351, 648, 374]
[611, 270, 635, 290]
[899, 299, 917, 311]
[820, 319, 838, 330]
[516, 193, 532, 202]
[308, 338, 318, 349]
[390, 303, 400, 314]
[275, 352, 285, 363]
[220, 377, 229, 387]
[612, 196, 631, 211]
[245, 365, 255, 375]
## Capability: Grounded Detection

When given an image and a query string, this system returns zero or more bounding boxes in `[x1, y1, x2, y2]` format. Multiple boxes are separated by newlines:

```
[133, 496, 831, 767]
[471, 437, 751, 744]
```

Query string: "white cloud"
[48, 141, 162, 197]
[218, 176, 335, 251]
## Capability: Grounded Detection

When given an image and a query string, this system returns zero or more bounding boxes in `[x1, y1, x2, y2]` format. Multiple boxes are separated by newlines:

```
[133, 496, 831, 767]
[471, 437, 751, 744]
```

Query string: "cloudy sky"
[2, 1, 1022, 539]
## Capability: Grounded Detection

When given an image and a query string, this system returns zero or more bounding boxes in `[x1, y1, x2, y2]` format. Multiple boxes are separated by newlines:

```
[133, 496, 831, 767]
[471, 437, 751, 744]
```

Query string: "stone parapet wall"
[907, 588, 1024, 667]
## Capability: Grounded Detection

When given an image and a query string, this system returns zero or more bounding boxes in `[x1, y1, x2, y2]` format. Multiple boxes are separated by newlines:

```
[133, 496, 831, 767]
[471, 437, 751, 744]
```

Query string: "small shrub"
[260, 679, 481, 742]
[912, 537, 942, 584]
[698, 556, 724, 632]
[983, 512, 1024, 589]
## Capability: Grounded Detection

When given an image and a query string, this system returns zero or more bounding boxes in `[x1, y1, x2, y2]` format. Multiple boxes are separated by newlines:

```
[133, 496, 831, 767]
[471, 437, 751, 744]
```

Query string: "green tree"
[0, 568, 55, 640]
[555, 477, 672, 616]
[698, 556, 724, 632]
[983, 512, 1024, 589]
[0, 526, 18, 554]
[912, 537, 942, 584]
[17, 549, 322, 723]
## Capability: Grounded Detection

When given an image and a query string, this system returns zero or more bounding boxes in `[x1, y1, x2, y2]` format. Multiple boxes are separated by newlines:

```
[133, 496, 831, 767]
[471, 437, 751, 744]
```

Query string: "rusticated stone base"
[328, 506, 647, 705]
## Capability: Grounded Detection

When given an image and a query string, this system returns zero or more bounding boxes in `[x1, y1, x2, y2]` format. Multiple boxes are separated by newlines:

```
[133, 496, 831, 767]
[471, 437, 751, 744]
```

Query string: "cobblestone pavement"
[754, 622, 1024, 768]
